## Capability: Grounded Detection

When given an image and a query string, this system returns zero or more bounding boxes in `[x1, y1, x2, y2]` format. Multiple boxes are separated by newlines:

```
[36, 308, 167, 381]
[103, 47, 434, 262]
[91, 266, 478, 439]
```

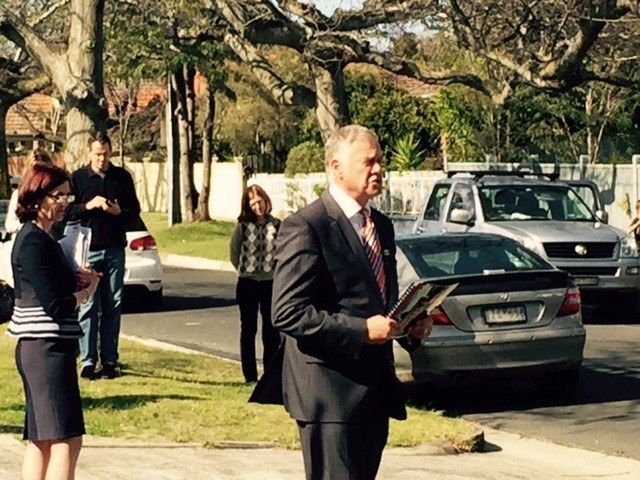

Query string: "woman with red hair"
[8, 162, 99, 480]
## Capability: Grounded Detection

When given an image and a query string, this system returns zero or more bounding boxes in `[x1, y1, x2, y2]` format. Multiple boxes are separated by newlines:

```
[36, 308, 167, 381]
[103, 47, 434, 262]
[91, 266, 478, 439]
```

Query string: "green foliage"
[212, 139, 234, 161]
[284, 141, 325, 177]
[619, 192, 631, 217]
[216, 47, 310, 164]
[313, 183, 327, 197]
[298, 110, 323, 145]
[389, 133, 427, 171]
[501, 85, 586, 163]
[391, 34, 422, 61]
[346, 74, 438, 163]
[431, 87, 484, 161]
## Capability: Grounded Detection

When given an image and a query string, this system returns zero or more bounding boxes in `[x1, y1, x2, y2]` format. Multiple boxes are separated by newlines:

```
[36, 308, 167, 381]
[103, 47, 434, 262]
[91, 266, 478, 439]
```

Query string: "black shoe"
[80, 365, 96, 380]
[99, 363, 118, 379]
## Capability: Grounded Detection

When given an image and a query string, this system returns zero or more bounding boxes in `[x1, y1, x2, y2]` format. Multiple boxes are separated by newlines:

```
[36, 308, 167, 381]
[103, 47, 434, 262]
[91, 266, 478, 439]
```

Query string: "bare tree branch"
[223, 31, 315, 108]
[0, 6, 67, 90]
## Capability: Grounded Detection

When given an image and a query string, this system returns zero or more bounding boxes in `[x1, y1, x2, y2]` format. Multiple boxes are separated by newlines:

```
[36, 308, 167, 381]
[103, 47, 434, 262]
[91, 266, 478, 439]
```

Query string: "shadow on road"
[124, 295, 236, 313]
[406, 364, 640, 416]
[581, 305, 639, 325]
[160, 295, 236, 311]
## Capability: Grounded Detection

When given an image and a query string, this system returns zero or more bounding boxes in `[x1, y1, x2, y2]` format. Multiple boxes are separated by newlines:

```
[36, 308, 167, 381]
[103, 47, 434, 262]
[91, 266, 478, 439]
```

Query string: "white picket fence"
[249, 161, 640, 232]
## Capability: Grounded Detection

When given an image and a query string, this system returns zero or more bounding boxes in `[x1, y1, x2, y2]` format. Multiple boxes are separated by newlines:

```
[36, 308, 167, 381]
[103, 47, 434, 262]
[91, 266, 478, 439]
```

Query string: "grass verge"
[0, 330, 476, 449]
[141, 212, 234, 261]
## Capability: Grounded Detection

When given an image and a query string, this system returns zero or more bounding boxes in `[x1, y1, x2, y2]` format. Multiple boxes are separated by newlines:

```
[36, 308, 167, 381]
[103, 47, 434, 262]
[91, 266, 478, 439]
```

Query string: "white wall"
[125, 160, 640, 231]
[126, 159, 244, 221]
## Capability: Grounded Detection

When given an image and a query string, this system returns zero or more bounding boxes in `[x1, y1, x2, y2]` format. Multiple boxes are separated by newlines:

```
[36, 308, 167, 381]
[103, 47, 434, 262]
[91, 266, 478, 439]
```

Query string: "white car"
[124, 217, 163, 310]
[0, 209, 163, 311]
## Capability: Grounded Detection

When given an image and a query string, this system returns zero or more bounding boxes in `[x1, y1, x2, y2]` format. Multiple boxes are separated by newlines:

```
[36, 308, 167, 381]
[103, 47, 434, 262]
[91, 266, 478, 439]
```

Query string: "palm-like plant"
[389, 133, 427, 171]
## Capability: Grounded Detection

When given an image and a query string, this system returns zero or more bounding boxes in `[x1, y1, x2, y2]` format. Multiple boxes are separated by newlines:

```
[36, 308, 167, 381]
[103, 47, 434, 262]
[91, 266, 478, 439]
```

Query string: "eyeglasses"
[47, 192, 75, 203]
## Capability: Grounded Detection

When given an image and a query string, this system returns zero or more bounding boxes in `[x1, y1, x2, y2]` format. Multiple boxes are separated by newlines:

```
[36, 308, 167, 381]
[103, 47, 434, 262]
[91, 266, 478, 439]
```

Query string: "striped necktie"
[361, 209, 387, 305]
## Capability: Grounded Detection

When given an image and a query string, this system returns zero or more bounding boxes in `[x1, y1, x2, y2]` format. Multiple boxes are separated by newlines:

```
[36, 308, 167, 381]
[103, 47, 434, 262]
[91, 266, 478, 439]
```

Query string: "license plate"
[573, 277, 599, 286]
[484, 306, 526, 324]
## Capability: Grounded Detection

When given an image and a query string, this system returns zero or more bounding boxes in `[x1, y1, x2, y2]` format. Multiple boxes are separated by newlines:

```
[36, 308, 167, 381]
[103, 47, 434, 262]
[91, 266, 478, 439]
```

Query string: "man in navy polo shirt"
[67, 131, 141, 380]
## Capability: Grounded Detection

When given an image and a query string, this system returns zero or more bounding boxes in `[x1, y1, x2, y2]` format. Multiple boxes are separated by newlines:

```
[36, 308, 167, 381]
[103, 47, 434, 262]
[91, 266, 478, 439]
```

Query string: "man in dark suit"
[269, 125, 432, 479]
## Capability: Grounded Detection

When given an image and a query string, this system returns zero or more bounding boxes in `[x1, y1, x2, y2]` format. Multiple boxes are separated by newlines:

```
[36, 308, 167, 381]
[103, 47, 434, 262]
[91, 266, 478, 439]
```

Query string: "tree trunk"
[585, 87, 595, 164]
[0, 105, 10, 199]
[310, 62, 349, 143]
[171, 69, 194, 222]
[166, 74, 181, 225]
[62, 0, 108, 170]
[185, 66, 198, 211]
[195, 86, 215, 221]
[0, 1, 108, 171]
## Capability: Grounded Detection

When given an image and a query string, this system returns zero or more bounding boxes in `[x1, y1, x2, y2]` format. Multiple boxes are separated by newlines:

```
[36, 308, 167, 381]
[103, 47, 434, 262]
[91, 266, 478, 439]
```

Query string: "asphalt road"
[121, 266, 640, 460]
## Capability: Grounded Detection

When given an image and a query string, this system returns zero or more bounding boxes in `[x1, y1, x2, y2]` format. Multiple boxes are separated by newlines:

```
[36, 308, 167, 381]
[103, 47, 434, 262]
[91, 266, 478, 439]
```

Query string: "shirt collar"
[87, 163, 110, 178]
[328, 183, 368, 220]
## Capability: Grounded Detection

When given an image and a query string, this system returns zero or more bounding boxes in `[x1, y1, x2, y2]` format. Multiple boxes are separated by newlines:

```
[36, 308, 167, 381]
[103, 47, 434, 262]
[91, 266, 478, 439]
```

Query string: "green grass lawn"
[141, 212, 235, 260]
[0, 330, 477, 449]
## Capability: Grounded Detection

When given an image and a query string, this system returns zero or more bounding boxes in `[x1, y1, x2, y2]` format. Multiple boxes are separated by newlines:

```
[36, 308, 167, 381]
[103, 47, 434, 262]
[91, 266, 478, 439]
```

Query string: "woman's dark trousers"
[236, 277, 280, 382]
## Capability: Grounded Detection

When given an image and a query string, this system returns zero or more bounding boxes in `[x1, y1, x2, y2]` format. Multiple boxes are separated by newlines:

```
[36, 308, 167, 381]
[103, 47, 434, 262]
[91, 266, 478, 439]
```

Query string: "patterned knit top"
[229, 215, 280, 281]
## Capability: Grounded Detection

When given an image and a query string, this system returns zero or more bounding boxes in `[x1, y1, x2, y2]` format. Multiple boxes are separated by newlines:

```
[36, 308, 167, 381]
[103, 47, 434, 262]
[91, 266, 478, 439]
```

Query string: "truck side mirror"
[595, 209, 608, 224]
[450, 208, 474, 225]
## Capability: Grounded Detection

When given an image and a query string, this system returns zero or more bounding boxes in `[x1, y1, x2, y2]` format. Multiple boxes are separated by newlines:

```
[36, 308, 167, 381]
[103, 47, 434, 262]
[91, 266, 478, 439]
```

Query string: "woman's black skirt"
[15, 338, 85, 441]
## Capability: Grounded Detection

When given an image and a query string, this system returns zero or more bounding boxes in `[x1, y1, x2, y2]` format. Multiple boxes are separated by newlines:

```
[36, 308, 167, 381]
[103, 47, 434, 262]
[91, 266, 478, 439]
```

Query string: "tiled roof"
[5, 81, 170, 138]
[4, 75, 212, 138]
[378, 71, 440, 98]
[5, 93, 59, 137]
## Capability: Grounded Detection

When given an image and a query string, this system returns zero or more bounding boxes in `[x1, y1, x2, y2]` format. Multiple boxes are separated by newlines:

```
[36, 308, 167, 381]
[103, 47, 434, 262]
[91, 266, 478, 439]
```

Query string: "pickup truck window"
[423, 184, 450, 220]
[479, 185, 595, 221]
[570, 185, 597, 212]
[446, 184, 474, 222]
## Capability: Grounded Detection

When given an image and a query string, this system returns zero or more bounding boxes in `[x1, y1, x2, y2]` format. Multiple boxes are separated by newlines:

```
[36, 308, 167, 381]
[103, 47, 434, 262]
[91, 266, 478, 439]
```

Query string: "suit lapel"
[321, 191, 366, 260]
[321, 191, 385, 307]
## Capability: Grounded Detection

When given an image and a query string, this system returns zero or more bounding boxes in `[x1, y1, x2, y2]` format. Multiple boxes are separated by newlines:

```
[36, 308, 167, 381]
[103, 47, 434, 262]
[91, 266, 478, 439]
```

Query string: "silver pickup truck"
[413, 171, 640, 318]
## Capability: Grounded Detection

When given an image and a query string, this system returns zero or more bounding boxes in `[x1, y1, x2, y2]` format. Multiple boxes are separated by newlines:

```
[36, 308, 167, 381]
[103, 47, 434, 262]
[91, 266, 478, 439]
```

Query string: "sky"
[308, 0, 364, 15]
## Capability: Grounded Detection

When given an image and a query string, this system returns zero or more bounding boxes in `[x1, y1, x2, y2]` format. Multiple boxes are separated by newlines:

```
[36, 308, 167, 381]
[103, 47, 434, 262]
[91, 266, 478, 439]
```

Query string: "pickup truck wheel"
[534, 369, 580, 399]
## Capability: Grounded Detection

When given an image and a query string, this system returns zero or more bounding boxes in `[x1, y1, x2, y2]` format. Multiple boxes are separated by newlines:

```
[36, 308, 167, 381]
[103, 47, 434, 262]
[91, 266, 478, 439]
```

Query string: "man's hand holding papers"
[388, 280, 458, 339]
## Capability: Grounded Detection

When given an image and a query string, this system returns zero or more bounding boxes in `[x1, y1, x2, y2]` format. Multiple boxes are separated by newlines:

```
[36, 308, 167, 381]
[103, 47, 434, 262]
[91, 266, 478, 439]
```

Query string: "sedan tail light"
[557, 286, 581, 317]
[430, 306, 452, 325]
[129, 235, 157, 251]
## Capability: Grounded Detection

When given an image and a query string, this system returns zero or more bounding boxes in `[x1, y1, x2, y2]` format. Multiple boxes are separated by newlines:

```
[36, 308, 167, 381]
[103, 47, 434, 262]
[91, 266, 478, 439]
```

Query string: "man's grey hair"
[324, 125, 379, 170]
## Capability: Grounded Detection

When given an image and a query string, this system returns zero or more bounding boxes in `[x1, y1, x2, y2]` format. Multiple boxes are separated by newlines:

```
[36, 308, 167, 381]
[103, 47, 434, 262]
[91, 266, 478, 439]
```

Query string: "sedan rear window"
[399, 236, 552, 278]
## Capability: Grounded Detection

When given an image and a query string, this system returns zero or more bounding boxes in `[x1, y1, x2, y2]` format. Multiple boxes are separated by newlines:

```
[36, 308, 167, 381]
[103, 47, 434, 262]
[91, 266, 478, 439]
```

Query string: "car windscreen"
[479, 185, 595, 221]
[398, 235, 553, 278]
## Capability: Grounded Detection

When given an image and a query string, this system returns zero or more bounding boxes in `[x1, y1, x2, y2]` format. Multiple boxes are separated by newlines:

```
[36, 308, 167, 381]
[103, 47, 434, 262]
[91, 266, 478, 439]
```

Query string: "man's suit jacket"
[252, 190, 406, 423]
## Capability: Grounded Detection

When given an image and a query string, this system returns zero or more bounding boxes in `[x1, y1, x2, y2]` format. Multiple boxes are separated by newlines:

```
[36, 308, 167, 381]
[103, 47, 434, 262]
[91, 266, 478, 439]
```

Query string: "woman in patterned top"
[230, 184, 281, 383]
[9, 162, 100, 480]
